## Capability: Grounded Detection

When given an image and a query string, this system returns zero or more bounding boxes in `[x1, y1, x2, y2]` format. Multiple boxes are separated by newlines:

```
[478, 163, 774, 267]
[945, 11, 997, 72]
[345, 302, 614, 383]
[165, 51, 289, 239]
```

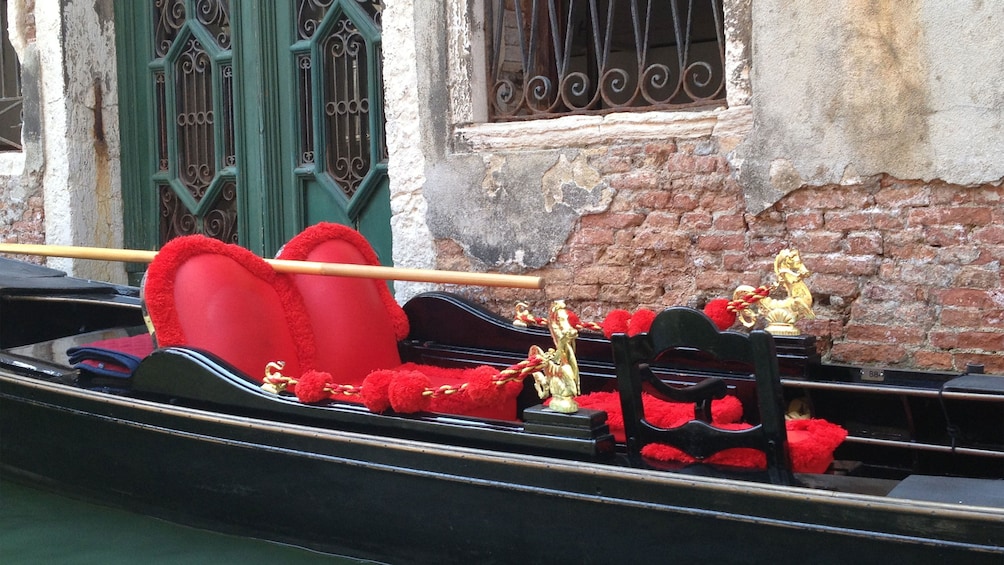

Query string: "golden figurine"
[530, 300, 581, 413]
[733, 248, 815, 336]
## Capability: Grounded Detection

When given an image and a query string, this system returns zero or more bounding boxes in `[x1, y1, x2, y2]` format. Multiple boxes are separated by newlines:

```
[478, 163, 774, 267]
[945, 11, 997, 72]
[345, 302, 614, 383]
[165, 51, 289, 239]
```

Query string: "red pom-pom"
[601, 309, 632, 338]
[361, 370, 395, 412]
[295, 370, 333, 404]
[703, 298, 736, 330]
[463, 365, 505, 406]
[711, 395, 745, 424]
[388, 371, 432, 413]
[566, 311, 582, 329]
[627, 309, 657, 336]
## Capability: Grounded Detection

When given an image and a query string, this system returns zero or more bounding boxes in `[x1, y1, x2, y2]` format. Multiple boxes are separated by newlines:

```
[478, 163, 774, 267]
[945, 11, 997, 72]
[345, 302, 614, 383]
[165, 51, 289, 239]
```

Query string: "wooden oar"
[0, 243, 544, 289]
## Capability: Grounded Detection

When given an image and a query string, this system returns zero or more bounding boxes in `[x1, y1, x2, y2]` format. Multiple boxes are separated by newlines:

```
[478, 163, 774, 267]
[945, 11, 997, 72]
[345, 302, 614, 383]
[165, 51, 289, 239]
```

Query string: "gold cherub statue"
[529, 300, 581, 413]
[733, 248, 815, 335]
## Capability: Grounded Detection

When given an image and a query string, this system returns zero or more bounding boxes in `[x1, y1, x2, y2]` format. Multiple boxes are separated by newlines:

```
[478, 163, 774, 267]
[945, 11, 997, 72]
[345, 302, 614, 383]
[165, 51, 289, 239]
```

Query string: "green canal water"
[0, 477, 372, 564]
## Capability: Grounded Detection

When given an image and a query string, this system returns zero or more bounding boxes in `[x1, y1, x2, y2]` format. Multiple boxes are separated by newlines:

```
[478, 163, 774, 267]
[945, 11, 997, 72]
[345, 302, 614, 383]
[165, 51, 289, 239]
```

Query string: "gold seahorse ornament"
[530, 300, 581, 413]
[732, 248, 815, 336]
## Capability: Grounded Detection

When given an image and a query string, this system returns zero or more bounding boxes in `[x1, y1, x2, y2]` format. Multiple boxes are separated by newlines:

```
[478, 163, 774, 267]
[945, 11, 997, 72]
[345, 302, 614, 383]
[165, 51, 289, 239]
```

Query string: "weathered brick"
[789, 232, 843, 254]
[784, 211, 825, 230]
[824, 211, 875, 231]
[874, 186, 930, 208]
[808, 273, 859, 297]
[930, 330, 1004, 351]
[580, 212, 646, 229]
[697, 234, 746, 252]
[569, 227, 615, 246]
[680, 211, 713, 230]
[844, 232, 883, 255]
[810, 255, 879, 276]
[908, 207, 993, 227]
[939, 308, 986, 329]
[641, 211, 680, 228]
[972, 224, 1004, 245]
[830, 342, 907, 365]
[922, 226, 967, 247]
[952, 265, 1000, 289]
[712, 213, 746, 231]
[845, 324, 926, 345]
[912, 350, 954, 371]
[935, 288, 997, 309]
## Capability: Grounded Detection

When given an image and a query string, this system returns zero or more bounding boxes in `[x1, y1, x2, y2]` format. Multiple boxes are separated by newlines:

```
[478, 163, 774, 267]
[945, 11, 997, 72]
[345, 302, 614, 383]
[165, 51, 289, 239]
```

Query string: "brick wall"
[437, 140, 1004, 373]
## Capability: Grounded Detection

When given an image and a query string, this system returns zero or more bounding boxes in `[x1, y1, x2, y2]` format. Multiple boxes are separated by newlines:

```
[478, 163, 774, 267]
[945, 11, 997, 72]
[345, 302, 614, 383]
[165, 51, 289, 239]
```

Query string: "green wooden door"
[116, 1, 390, 285]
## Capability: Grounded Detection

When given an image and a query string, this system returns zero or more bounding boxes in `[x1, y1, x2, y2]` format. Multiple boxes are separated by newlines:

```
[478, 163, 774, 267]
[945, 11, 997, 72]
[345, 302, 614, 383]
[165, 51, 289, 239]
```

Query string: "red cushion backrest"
[277, 223, 408, 384]
[143, 236, 315, 383]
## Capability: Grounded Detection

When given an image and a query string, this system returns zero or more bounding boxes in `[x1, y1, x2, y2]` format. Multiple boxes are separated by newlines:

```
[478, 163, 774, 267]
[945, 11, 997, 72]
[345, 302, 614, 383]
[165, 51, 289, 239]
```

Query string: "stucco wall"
[734, 1, 1004, 213]
[0, 0, 123, 283]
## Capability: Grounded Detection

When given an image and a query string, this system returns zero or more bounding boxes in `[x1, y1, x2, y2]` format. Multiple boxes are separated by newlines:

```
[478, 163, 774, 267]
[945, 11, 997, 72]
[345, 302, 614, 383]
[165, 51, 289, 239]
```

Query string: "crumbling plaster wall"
[734, 1, 1004, 213]
[0, 0, 42, 254]
[0, 0, 123, 282]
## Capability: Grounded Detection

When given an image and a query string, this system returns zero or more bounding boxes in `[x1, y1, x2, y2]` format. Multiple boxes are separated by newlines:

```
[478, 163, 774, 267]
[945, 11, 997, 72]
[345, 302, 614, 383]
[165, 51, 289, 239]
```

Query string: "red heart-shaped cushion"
[143, 235, 315, 382]
[277, 222, 408, 384]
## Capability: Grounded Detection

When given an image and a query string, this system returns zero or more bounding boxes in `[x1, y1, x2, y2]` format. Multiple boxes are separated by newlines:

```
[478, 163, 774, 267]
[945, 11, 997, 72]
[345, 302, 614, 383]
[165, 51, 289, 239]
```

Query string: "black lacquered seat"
[611, 307, 794, 485]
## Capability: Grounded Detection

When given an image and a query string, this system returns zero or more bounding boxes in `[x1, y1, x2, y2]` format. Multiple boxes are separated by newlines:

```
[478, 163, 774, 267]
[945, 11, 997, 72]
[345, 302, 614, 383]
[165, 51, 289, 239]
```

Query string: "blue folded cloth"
[66, 346, 142, 379]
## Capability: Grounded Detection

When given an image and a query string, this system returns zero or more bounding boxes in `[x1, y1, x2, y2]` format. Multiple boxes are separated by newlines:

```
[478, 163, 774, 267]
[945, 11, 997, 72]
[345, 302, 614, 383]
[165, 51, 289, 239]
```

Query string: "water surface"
[0, 477, 369, 563]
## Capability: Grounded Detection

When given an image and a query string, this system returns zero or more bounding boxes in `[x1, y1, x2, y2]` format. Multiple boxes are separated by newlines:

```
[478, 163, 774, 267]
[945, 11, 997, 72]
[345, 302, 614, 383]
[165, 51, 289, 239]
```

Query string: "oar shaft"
[0, 243, 544, 289]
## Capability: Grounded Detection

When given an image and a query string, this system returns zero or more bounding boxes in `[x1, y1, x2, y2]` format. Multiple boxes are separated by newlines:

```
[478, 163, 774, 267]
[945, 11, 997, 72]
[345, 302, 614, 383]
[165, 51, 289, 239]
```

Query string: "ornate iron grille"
[321, 16, 369, 197]
[152, 0, 238, 245]
[486, 0, 726, 121]
[175, 37, 215, 202]
[294, 0, 385, 200]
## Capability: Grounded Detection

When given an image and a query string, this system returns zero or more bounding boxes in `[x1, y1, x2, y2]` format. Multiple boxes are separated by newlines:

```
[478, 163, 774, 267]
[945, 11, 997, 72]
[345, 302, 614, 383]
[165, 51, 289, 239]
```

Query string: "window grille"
[486, 0, 725, 121]
[0, 1, 22, 150]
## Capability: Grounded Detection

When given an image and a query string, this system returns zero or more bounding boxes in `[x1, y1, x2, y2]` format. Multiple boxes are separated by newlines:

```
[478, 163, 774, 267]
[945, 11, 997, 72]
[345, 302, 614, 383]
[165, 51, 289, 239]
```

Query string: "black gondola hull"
[3, 374, 1002, 564]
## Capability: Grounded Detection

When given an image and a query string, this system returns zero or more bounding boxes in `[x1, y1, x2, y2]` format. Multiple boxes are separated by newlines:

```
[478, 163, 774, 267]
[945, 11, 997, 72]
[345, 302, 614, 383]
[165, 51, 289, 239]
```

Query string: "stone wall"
[437, 141, 1004, 373]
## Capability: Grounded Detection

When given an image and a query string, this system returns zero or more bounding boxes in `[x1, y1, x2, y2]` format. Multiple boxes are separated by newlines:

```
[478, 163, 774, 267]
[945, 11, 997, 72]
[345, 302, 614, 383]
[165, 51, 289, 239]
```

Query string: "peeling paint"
[540, 153, 609, 213]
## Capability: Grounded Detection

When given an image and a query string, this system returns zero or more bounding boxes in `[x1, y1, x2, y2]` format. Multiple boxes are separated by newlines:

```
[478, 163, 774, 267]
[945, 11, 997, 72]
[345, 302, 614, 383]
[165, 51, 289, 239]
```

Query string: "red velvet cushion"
[277, 223, 408, 384]
[144, 236, 315, 383]
[575, 390, 847, 474]
[640, 419, 847, 474]
[575, 390, 745, 442]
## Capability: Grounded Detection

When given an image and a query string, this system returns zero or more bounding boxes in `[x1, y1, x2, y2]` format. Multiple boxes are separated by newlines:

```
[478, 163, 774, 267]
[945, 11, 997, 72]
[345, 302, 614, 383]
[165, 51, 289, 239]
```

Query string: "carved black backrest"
[612, 307, 793, 485]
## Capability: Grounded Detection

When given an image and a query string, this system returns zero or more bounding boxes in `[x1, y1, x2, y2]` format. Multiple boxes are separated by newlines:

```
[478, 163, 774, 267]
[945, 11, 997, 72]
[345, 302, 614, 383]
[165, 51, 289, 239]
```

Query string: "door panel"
[287, 0, 390, 263]
[117, 0, 390, 285]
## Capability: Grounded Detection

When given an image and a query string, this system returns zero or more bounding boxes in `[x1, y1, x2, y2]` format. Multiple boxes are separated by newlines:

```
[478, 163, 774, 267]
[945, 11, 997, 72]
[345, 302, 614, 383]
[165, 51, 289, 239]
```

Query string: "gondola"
[1, 228, 1002, 564]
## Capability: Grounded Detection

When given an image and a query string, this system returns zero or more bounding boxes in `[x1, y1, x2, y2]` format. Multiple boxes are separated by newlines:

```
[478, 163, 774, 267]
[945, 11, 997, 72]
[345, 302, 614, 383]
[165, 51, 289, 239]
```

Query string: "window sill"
[452, 105, 751, 153]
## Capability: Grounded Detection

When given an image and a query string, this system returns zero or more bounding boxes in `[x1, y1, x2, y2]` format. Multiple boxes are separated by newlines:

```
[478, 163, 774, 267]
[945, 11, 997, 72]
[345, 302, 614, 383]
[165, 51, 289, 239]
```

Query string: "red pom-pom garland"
[294, 370, 334, 404]
[601, 310, 632, 338]
[388, 371, 432, 413]
[360, 370, 395, 413]
[702, 298, 737, 331]
[626, 309, 656, 336]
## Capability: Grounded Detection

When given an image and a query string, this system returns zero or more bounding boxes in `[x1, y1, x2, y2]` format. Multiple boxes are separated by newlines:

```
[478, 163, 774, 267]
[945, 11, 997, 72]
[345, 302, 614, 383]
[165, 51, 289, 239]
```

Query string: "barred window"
[0, 0, 21, 151]
[486, 0, 725, 121]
